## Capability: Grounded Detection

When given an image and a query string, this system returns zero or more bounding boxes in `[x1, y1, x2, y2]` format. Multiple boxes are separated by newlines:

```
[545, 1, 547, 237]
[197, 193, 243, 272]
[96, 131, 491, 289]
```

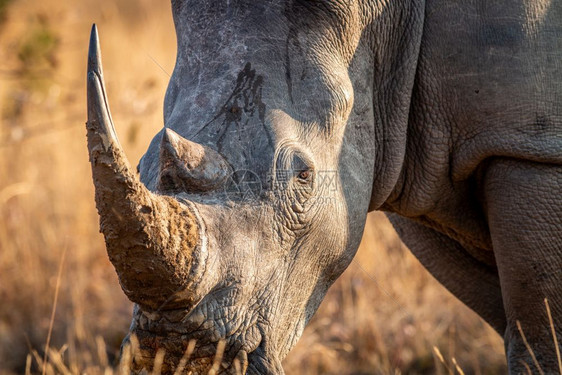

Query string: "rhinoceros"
[85, 0, 562, 373]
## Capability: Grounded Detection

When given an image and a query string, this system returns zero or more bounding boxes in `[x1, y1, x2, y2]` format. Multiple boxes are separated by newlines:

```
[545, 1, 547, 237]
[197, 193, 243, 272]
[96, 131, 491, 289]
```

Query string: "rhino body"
[86, 0, 562, 373]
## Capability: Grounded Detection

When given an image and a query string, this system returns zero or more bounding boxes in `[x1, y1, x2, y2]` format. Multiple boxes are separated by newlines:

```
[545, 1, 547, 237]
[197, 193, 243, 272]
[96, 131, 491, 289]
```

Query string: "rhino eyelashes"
[158, 128, 232, 194]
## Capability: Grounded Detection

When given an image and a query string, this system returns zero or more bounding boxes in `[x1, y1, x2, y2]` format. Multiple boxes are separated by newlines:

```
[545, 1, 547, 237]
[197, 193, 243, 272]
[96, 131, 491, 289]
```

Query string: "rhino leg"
[484, 158, 562, 373]
[387, 214, 506, 334]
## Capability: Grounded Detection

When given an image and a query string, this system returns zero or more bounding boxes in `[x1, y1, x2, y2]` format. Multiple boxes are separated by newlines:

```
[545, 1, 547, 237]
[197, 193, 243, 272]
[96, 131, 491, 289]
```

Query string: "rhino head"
[86, 1, 421, 373]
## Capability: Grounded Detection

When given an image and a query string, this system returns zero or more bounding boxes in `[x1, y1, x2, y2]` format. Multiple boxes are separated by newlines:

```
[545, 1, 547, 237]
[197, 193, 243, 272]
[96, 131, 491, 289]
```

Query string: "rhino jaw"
[86, 24, 207, 312]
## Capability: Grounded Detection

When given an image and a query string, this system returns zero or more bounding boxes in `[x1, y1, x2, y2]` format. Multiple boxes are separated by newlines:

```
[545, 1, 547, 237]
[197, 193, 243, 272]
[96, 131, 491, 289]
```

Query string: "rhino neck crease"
[365, 0, 426, 211]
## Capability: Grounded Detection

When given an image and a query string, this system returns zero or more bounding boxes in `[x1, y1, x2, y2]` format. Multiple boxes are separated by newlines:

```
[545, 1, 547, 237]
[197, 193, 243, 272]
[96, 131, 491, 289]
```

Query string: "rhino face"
[87, 1, 378, 373]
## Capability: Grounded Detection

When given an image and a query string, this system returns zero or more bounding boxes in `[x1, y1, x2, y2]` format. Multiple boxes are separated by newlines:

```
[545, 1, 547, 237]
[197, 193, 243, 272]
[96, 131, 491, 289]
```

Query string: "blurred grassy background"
[0, 1, 506, 374]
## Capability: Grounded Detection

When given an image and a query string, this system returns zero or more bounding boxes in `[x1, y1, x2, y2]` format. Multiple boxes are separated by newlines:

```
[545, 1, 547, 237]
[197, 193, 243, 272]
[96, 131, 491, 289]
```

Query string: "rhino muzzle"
[86, 24, 207, 312]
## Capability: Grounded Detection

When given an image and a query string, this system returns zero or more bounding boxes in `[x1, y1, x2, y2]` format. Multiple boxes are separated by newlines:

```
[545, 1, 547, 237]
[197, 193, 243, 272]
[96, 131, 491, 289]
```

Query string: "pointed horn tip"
[86, 35, 120, 150]
[88, 23, 102, 75]
[161, 128, 182, 148]
[163, 127, 179, 140]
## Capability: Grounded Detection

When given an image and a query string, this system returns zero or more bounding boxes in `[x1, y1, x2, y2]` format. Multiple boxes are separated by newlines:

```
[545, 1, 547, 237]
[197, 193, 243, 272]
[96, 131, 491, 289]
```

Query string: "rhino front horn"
[86, 24, 206, 312]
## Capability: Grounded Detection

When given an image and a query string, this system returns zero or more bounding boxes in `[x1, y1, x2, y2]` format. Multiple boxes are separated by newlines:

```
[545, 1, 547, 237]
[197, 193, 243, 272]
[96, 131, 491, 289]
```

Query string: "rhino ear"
[158, 128, 231, 193]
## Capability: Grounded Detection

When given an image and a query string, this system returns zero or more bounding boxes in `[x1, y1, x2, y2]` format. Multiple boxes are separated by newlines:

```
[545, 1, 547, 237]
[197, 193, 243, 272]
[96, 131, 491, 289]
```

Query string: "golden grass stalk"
[119, 335, 139, 375]
[25, 354, 32, 375]
[173, 339, 196, 375]
[209, 340, 227, 375]
[433, 346, 454, 375]
[47, 347, 72, 375]
[452, 357, 465, 375]
[545, 298, 562, 374]
[42, 245, 67, 375]
[96, 335, 109, 368]
[151, 349, 166, 375]
[519, 359, 532, 375]
[516, 320, 545, 375]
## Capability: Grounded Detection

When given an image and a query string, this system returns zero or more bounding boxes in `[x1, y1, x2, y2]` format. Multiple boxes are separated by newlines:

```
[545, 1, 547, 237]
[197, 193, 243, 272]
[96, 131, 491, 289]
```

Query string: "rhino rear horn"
[158, 128, 231, 193]
[86, 24, 205, 311]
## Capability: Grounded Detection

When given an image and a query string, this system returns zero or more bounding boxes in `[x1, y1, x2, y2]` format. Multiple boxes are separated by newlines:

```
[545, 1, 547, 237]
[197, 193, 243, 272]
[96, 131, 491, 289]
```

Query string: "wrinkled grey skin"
[86, 0, 562, 373]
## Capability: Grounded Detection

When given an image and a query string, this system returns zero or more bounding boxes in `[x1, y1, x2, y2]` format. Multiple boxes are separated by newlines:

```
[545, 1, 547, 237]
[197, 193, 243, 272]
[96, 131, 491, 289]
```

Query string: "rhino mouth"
[127, 293, 266, 374]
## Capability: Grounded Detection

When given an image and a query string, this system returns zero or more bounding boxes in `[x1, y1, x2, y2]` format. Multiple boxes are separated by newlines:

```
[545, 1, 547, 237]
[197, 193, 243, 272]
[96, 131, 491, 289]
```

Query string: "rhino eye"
[297, 169, 311, 182]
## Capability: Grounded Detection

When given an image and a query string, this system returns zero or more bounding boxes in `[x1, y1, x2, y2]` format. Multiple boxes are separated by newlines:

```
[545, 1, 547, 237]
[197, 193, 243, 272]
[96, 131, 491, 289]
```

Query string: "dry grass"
[0, 1, 506, 374]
